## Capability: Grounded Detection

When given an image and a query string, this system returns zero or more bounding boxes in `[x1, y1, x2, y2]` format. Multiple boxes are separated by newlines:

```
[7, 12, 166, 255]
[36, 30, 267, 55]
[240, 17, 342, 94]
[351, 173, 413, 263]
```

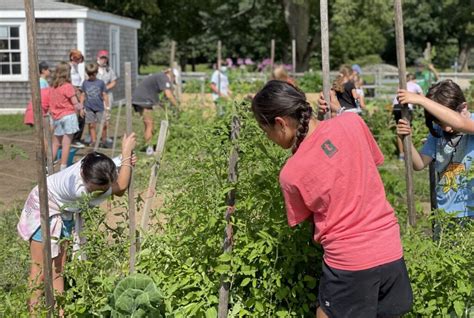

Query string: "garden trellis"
[320, 0, 331, 121]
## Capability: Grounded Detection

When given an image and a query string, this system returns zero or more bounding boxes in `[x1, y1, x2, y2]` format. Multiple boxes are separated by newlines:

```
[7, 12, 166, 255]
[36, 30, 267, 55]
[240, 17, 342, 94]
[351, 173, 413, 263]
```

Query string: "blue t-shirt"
[421, 113, 474, 217]
[40, 78, 49, 89]
[82, 79, 106, 112]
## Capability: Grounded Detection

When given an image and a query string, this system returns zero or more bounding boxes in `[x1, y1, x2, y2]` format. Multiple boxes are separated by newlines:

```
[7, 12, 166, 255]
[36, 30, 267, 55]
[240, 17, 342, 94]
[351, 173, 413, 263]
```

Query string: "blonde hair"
[332, 65, 353, 93]
[272, 65, 290, 81]
[52, 62, 71, 88]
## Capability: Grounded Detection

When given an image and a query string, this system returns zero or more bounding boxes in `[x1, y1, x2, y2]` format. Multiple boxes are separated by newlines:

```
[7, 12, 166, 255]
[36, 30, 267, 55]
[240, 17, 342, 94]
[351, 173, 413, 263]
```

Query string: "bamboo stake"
[125, 62, 137, 272]
[217, 40, 222, 97]
[394, 0, 416, 227]
[24, 0, 54, 315]
[111, 100, 123, 157]
[169, 40, 176, 69]
[320, 0, 331, 121]
[270, 39, 275, 73]
[292, 39, 296, 75]
[218, 112, 240, 318]
[140, 120, 169, 232]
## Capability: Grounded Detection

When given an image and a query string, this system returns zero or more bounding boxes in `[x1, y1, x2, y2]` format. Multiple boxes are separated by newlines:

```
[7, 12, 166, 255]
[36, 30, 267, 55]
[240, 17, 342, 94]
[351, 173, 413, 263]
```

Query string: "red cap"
[97, 50, 109, 59]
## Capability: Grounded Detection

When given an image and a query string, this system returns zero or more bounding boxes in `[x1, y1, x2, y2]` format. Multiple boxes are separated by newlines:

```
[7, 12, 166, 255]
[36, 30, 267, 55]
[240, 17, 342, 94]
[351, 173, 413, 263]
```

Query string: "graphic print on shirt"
[440, 162, 466, 193]
[321, 139, 338, 158]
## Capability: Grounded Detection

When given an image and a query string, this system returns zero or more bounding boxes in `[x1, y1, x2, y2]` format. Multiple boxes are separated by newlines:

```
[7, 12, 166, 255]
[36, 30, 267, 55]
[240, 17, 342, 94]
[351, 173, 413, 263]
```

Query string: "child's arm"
[111, 133, 137, 196]
[164, 89, 178, 107]
[102, 92, 109, 110]
[73, 94, 84, 117]
[396, 118, 432, 170]
[397, 89, 474, 133]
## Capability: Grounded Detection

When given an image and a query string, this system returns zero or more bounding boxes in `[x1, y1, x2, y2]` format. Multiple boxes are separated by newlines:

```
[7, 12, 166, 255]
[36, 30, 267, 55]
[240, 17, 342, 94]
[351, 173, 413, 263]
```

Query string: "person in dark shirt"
[132, 69, 178, 155]
[331, 65, 362, 115]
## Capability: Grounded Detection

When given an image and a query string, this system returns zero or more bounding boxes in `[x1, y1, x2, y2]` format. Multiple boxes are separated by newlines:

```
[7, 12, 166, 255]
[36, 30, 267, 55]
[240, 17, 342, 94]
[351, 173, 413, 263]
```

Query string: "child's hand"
[397, 89, 423, 105]
[396, 119, 412, 137]
[79, 109, 85, 118]
[131, 152, 138, 167]
[121, 133, 136, 155]
[317, 91, 329, 116]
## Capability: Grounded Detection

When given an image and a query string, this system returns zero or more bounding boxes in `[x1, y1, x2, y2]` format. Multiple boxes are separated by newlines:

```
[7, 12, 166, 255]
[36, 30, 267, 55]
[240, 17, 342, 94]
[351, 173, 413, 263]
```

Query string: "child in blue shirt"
[396, 80, 474, 218]
[80, 63, 108, 147]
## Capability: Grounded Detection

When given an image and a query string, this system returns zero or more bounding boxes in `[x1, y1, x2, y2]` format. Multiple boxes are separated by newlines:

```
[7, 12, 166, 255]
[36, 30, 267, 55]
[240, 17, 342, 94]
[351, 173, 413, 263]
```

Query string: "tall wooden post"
[291, 39, 296, 75]
[43, 115, 53, 173]
[140, 120, 169, 232]
[217, 40, 222, 97]
[125, 62, 137, 271]
[111, 100, 123, 157]
[218, 113, 240, 318]
[320, 0, 331, 120]
[394, 0, 416, 227]
[169, 40, 176, 69]
[24, 0, 54, 315]
[270, 39, 275, 73]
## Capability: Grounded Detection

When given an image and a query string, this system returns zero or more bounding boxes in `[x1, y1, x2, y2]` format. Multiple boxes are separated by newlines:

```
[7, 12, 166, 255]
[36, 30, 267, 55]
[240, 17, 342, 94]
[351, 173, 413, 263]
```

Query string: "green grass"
[0, 114, 31, 133]
[139, 64, 212, 75]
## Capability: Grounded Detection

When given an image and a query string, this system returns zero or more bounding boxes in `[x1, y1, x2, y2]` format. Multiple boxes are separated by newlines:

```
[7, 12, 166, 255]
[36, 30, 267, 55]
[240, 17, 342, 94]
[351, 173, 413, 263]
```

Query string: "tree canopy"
[65, 0, 473, 71]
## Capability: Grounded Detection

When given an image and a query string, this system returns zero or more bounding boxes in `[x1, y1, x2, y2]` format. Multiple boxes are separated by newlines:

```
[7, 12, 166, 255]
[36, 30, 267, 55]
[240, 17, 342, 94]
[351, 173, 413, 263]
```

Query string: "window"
[109, 26, 120, 76]
[0, 20, 28, 81]
[0, 26, 21, 75]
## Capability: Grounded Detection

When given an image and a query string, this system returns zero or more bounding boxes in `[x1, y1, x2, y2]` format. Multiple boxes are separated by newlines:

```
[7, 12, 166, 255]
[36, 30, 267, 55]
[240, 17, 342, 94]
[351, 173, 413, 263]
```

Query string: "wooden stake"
[43, 115, 53, 173]
[292, 39, 296, 75]
[24, 0, 54, 315]
[270, 39, 275, 73]
[218, 113, 240, 318]
[394, 0, 416, 227]
[125, 62, 137, 272]
[217, 40, 222, 97]
[320, 0, 331, 120]
[169, 40, 176, 69]
[140, 120, 169, 232]
[111, 100, 123, 157]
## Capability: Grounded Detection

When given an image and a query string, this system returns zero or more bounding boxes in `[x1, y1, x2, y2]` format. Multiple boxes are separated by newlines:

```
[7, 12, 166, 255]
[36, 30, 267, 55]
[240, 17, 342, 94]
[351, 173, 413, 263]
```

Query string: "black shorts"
[318, 258, 413, 318]
[132, 101, 155, 113]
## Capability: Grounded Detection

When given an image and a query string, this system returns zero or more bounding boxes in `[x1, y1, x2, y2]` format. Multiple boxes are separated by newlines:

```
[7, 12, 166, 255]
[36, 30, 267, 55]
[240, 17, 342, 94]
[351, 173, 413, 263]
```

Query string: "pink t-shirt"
[49, 83, 76, 120]
[279, 112, 403, 271]
[23, 88, 51, 125]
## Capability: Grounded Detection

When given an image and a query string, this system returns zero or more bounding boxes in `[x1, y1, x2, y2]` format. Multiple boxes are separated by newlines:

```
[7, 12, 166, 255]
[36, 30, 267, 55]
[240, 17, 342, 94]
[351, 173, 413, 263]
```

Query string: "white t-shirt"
[17, 157, 121, 241]
[392, 81, 423, 110]
[70, 63, 82, 87]
[211, 70, 229, 101]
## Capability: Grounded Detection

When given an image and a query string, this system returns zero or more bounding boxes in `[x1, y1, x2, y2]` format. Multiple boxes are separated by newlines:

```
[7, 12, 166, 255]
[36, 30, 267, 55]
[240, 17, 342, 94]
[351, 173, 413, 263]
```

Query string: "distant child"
[332, 65, 361, 114]
[49, 62, 84, 171]
[396, 79, 474, 219]
[39, 61, 50, 89]
[17, 133, 137, 315]
[96, 50, 118, 146]
[80, 63, 108, 147]
[352, 73, 366, 110]
[393, 73, 423, 161]
[271, 65, 296, 86]
[252, 80, 412, 317]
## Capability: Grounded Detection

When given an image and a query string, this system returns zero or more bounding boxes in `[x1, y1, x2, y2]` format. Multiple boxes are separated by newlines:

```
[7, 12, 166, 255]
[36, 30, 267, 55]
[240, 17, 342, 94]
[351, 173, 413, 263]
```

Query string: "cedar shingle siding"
[0, 15, 139, 111]
[85, 20, 138, 102]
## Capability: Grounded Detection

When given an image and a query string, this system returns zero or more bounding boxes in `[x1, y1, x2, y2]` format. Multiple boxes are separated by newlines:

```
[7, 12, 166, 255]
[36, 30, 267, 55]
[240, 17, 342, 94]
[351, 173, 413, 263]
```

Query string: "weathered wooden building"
[0, 0, 141, 113]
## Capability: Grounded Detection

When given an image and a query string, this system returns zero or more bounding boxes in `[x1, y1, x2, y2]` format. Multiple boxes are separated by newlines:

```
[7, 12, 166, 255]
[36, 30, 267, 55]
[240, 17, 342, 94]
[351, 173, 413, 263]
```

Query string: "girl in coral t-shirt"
[49, 62, 84, 170]
[251, 80, 412, 318]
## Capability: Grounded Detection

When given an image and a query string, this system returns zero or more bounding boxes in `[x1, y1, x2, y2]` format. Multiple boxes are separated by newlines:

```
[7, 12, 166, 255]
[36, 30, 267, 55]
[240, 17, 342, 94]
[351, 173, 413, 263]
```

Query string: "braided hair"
[425, 80, 466, 138]
[81, 152, 118, 186]
[252, 80, 313, 153]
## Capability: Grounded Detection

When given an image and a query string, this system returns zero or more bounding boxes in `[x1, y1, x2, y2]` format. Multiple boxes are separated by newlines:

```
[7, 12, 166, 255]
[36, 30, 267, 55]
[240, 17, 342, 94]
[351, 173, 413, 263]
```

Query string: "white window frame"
[0, 19, 28, 81]
[109, 25, 120, 77]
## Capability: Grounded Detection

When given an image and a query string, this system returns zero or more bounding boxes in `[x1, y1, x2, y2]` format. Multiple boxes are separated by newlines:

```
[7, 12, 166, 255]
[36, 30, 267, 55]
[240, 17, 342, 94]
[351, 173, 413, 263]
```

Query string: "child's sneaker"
[146, 145, 154, 156]
[398, 154, 405, 162]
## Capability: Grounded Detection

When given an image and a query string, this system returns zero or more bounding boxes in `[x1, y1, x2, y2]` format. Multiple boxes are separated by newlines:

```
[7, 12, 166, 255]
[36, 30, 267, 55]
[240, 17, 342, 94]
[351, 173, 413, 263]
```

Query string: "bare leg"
[52, 135, 63, 163]
[89, 123, 97, 145]
[60, 134, 74, 167]
[102, 122, 108, 144]
[317, 307, 329, 318]
[142, 108, 154, 145]
[29, 240, 45, 313]
[53, 241, 68, 317]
